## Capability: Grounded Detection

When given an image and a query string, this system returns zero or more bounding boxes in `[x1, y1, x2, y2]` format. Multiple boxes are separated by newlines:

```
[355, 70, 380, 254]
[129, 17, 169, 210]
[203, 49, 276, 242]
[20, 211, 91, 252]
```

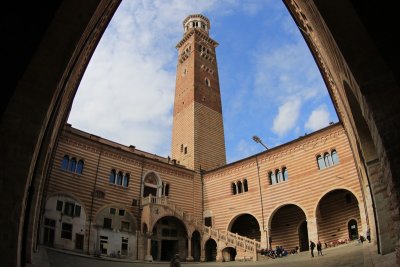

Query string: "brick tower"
[171, 14, 226, 171]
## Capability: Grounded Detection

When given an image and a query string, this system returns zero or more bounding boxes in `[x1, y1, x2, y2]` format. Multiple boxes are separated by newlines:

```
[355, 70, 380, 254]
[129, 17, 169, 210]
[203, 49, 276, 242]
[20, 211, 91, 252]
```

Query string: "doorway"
[348, 219, 358, 240]
[298, 221, 309, 251]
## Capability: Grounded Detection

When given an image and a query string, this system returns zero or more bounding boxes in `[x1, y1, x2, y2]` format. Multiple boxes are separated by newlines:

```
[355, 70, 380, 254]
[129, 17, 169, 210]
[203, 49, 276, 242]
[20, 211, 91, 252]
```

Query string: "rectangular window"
[44, 218, 56, 228]
[56, 200, 63, 211]
[121, 237, 128, 256]
[74, 205, 81, 217]
[61, 223, 73, 239]
[103, 218, 112, 229]
[132, 199, 138, 206]
[95, 190, 105, 199]
[205, 217, 212, 227]
[118, 209, 125, 216]
[121, 221, 130, 232]
[64, 202, 75, 217]
[110, 208, 116, 215]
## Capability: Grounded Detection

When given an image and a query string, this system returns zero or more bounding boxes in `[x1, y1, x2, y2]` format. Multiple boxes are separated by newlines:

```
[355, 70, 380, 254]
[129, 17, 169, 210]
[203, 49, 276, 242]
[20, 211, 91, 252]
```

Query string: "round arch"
[315, 189, 362, 244]
[267, 202, 308, 229]
[204, 238, 217, 262]
[149, 216, 188, 261]
[46, 191, 88, 215]
[3, 2, 400, 266]
[93, 204, 136, 223]
[142, 171, 163, 197]
[227, 213, 261, 241]
[221, 246, 236, 262]
[269, 204, 307, 251]
[313, 187, 362, 218]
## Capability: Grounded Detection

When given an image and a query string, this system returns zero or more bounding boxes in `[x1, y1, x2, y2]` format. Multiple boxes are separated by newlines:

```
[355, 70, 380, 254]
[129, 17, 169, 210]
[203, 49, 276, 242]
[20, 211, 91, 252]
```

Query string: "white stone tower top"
[183, 14, 210, 35]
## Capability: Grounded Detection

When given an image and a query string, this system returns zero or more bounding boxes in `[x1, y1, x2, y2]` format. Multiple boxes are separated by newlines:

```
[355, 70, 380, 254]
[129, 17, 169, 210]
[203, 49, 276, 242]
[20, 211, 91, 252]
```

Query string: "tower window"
[184, 146, 188, 154]
[205, 78, 210, 87]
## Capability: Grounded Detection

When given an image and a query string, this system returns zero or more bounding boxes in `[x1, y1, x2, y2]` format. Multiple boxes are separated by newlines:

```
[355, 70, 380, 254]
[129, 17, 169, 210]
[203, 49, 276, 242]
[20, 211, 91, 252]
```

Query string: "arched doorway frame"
[227, 212, 263, 244]
[314, 188, 367, 237]
[141, 171, 163, 198]
[268, 203, 308, 251]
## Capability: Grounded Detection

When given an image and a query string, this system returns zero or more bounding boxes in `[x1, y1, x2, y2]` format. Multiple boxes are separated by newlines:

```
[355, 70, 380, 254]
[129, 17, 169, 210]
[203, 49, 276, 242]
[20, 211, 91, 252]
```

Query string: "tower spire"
[171, 14, 226, 171]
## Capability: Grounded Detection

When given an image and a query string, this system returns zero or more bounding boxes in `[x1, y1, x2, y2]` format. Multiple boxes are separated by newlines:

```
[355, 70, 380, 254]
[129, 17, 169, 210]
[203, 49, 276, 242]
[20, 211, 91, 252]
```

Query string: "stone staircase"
[141, 195, 261, 260]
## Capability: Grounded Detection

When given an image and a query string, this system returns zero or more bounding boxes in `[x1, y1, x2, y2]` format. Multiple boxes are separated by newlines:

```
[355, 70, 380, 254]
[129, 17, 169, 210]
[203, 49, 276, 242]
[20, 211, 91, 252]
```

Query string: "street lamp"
[252, 135, 269, 249]
[252, 135, 268, 150]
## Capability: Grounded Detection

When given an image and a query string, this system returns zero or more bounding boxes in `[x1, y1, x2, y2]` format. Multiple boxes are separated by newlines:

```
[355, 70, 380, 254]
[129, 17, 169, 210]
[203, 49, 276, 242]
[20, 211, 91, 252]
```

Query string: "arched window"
[231, 183, 237, 195]
[76, 160, 84, 174]
[317, 155, 325, 169]
[269, 172, 277, 185]
[283, 168, 288, 181]
[237, 181, 243, 193]
[205, 77, 210, 87]
[324, 153, 333, 167]
[331, 150, 339, 165]
[68, 158, 76, 172]
[109, 169, 116, 184]
[276, 170, 283, 183]
[116, 172, 123, 185]
[122, 173, 129, 187]
[243, 179, 248, 192]
[61, 155, 69, 170]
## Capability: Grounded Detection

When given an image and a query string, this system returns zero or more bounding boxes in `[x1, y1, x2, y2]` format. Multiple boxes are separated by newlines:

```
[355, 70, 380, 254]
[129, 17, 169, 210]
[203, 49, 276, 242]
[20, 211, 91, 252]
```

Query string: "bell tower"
[171, 14, 226, 171]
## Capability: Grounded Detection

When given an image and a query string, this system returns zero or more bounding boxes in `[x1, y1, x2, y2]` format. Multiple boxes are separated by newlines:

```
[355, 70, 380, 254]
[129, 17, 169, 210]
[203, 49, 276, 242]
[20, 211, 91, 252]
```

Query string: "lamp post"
[253, 135, 268, 150]
[252, 135, 268, 248]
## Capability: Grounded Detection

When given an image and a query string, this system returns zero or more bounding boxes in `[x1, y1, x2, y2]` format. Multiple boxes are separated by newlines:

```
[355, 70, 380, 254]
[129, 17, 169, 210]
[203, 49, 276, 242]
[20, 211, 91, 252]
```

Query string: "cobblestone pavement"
[32, 241, 395, 267]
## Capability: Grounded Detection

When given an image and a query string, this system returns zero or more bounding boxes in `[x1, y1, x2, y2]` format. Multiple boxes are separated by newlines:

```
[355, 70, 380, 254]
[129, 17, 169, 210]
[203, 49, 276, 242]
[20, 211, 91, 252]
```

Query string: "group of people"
[309, 240, 323, 257]
[259, 246, 299, 259]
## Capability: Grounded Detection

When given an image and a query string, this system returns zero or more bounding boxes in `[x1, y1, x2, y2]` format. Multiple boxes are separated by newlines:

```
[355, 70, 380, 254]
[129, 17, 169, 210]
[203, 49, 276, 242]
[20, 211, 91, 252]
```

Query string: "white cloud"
[305, 105, 331, 132]
[272, 98, 301, 137]
[68, 1, 222, 156]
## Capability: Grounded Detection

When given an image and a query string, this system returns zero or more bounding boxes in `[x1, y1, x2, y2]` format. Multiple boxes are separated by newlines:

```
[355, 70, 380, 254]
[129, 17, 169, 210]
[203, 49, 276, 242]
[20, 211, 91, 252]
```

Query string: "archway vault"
[2, 1, 400, 266]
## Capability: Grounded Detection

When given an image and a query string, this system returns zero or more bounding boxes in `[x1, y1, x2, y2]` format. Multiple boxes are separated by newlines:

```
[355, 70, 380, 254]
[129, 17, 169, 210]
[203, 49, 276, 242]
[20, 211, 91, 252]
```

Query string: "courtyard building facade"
[39, 14, 374, 262]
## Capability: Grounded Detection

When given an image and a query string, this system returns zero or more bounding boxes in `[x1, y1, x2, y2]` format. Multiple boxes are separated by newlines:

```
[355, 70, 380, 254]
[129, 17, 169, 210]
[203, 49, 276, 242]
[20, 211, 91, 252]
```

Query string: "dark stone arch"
[204, 238, 217, 262]
[151, 216, 188, 261]
[316, 189, 361, 243]
[222, 246, 236, 262]
[229, 213, 261, 241]
[2, 1, 400, 266]
[270, 204, 307, 251]
[191, 230, 201, 261]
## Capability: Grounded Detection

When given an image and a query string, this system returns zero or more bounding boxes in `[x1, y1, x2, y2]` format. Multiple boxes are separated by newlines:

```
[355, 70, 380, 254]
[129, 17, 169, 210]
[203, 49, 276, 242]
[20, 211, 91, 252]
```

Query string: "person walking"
[317, 240, 323, 256]
[170, 254, 181, 267]
[366, 228, 371, 243]
[310, 241, 316, 257]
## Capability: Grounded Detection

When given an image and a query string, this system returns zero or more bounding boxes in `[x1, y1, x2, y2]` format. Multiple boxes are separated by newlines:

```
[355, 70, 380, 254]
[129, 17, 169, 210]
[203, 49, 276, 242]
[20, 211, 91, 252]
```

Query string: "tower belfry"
[171, 14, 226, 171]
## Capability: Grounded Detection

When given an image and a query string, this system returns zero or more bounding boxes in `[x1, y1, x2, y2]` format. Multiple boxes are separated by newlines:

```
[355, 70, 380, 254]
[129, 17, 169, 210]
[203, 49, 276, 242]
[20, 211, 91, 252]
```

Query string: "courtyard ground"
[29, 241, 395, 267]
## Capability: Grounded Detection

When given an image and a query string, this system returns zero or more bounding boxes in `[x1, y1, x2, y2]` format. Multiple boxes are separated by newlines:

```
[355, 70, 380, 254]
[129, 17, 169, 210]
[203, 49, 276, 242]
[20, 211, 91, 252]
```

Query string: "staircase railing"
[141, 195, 261, 253]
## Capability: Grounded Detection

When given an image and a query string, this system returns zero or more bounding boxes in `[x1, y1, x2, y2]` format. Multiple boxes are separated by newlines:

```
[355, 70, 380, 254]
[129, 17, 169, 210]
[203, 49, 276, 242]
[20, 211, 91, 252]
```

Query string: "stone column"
[265, 227, 271, 249]
[186, 235, 194, 261]
[200, 239, 206, 262]
[216, 248, 223, 262]
[144, 232, 153, 261]
[307, 217, 318, 244]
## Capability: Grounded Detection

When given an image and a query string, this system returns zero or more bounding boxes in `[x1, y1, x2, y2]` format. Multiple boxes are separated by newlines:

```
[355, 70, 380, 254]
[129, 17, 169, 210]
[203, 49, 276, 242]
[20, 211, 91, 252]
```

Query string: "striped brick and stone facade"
[40, 14, 374, 263]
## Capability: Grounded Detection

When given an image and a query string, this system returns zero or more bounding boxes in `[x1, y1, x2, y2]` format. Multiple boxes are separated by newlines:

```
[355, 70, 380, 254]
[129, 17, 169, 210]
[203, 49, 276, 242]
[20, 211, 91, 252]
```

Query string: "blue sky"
[68, 0, 338, 163]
